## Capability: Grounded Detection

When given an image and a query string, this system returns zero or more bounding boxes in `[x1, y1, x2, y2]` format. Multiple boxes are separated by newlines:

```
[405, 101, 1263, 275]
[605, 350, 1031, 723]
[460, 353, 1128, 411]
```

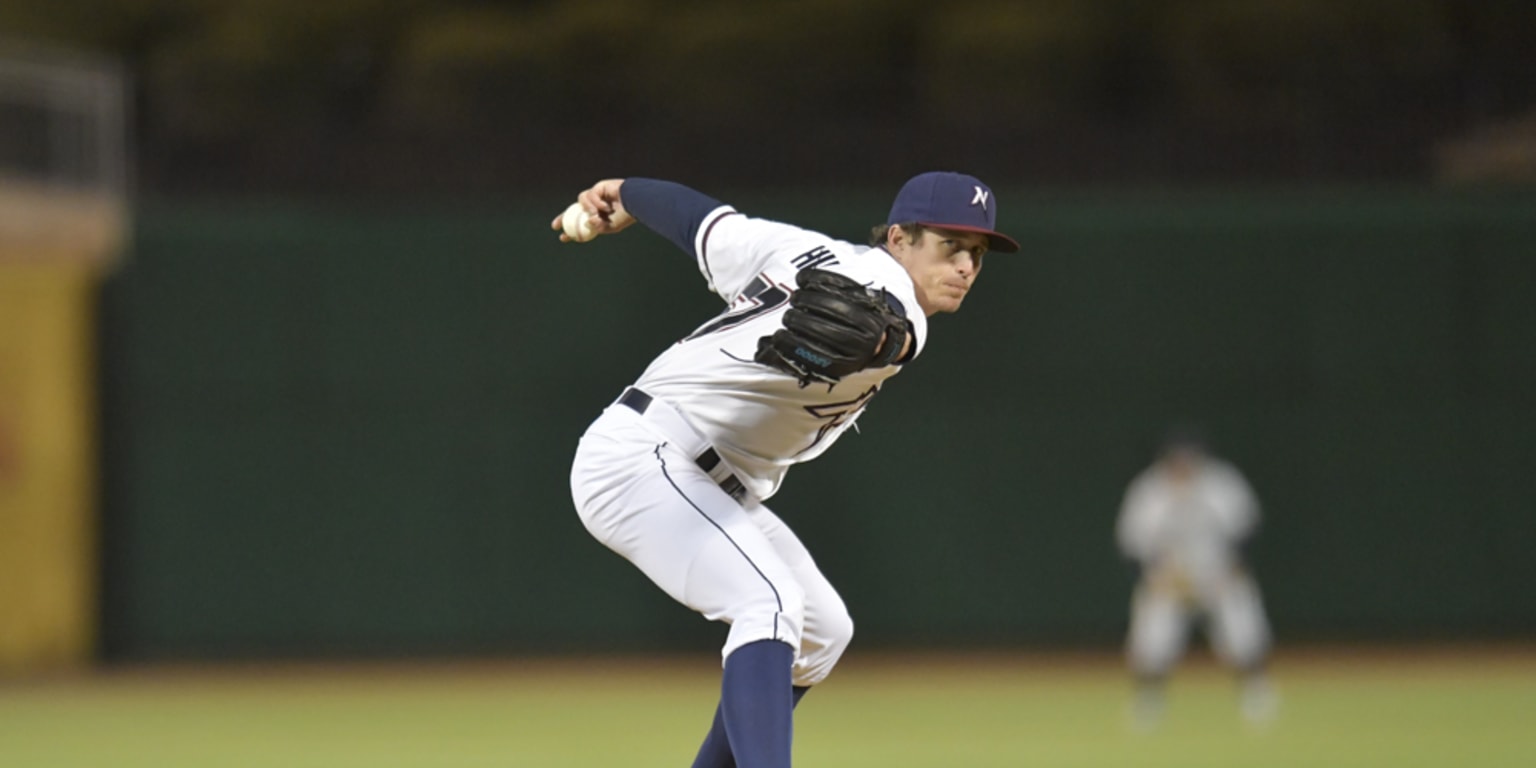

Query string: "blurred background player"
[1115, 426, 1277, 726]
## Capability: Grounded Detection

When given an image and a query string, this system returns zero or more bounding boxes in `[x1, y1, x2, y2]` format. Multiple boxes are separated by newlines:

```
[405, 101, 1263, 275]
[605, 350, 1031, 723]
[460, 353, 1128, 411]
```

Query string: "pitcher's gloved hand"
[754, 268, 911, 388]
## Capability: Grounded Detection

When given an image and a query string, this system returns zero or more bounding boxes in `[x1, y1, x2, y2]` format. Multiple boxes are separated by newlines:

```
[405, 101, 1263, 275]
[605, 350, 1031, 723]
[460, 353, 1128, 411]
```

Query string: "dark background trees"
[6, 0, 1536, 195]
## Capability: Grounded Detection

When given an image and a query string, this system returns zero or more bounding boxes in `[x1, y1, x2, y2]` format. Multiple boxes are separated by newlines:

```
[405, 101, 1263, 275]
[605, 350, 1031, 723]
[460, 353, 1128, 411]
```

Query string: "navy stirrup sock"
[690, 702, 733, 768]
[689, 689, 810, 768]
[690, 640, 805, 768]
[691, 685, 810, 768]
[721, 640, 794, 768]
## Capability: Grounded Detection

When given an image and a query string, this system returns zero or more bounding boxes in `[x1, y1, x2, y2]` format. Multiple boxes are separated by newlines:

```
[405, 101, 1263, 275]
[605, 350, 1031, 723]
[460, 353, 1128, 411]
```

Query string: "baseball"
[561, 202, 598, 242]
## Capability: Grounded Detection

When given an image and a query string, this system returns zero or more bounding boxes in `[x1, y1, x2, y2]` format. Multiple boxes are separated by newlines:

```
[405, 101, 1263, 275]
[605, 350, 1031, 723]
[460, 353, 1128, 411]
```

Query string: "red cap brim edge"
[917, 222, 1021, 253]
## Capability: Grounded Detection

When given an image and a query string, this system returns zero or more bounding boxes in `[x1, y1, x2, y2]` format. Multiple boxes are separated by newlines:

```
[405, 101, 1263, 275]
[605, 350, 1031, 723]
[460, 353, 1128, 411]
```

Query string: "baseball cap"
[887, 171, 1020, 253]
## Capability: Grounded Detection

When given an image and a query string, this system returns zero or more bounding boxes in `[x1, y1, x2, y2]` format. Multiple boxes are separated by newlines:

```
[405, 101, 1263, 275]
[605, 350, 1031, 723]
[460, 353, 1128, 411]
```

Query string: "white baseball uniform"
[1116, 452, 1273, 674]
[569, 202, 927, 686]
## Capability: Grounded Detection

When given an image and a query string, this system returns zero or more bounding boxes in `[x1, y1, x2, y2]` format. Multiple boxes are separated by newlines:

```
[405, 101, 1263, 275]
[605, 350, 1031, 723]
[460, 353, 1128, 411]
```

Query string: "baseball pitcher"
[559, 172, 1019, 768]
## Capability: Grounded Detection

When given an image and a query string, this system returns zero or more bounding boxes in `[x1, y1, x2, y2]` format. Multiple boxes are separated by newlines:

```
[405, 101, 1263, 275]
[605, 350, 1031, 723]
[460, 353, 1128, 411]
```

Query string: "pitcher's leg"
[692, 686, 811, 768]
[573, 429, 806, 767]
[688, 502, 844, 768]
[750, 503, 854, 688]
[574, 436, 807, 653]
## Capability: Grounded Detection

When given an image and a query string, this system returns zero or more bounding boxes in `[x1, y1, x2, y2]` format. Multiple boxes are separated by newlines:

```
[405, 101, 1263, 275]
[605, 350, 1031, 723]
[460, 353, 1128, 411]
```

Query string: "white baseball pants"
[1127, 572, 1272, 674]
[570, 398, 853, 687]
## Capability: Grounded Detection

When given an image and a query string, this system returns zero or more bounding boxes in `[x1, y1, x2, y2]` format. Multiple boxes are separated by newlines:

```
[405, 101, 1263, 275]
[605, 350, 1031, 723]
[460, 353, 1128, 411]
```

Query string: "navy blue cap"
[887, 171, 1020, 253]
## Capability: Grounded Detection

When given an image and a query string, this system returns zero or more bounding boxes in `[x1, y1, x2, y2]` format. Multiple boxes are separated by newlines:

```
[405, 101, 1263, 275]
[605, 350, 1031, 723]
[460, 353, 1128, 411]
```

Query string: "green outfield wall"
[96, 187, 1536, 660]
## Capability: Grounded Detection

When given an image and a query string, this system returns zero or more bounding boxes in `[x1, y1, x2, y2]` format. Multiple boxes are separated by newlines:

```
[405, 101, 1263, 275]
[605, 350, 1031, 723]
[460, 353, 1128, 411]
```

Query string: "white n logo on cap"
[971, 186, 989, 210]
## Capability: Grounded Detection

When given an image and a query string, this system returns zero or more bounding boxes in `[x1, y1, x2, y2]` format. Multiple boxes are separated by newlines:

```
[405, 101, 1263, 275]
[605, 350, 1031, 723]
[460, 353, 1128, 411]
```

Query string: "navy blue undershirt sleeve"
[621, 178, 726, 259]
[880, 289, 918, 363]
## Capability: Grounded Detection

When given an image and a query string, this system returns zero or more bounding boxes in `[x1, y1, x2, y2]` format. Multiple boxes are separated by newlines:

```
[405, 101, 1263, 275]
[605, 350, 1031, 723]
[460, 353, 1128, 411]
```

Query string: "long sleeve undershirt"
[620, 178, 725, 259]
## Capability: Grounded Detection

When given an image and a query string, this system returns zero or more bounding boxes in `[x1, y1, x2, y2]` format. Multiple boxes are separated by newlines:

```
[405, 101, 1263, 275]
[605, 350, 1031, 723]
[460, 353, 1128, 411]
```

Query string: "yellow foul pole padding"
[0, 47, 127, 674]
[0, 257, 99, 672]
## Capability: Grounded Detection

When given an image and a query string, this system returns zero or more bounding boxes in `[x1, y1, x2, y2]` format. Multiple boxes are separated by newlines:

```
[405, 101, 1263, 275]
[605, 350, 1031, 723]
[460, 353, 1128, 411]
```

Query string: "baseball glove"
[754, 268, 911, 388]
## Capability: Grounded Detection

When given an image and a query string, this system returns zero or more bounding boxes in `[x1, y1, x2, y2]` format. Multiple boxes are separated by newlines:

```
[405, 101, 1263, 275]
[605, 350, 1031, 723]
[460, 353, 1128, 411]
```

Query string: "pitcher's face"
[889, 226, 988, 316]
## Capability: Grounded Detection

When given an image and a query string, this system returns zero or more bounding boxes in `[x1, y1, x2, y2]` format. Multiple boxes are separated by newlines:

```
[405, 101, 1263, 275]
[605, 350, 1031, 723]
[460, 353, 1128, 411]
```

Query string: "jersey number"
[684, 275, 790, 341]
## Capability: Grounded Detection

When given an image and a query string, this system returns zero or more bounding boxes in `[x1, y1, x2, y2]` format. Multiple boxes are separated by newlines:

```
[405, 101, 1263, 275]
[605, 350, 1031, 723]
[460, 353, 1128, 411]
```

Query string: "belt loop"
[617, 386, 652, 414]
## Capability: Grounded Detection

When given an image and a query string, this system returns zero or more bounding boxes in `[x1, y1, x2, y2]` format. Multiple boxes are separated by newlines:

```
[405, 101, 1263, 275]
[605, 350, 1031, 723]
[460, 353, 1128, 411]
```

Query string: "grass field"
[2, 647, 1533, 767]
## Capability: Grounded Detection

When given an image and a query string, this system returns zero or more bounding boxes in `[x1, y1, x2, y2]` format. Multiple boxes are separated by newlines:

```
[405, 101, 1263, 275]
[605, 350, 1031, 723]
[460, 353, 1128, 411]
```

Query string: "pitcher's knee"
[793, 606, 854, 687]
[719, 581, 806, 663]
[822, 606, 855, 658]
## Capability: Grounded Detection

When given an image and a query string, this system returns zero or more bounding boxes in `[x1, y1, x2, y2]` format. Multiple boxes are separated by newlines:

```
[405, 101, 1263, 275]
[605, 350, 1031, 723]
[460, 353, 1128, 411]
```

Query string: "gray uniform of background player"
[1115, 431, 1277, 723]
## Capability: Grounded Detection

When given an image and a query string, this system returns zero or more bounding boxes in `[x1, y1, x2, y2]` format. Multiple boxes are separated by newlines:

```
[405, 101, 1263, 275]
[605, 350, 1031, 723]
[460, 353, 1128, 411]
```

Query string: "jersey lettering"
[795, 385, 878, 456]
[791, 246, 839, 271]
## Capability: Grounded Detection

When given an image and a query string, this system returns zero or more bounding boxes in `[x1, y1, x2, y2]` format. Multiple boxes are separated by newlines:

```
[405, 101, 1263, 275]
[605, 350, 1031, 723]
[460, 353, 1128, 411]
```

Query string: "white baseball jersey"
[632, 205, 929, 500]
[1116, 457, 1259, 598]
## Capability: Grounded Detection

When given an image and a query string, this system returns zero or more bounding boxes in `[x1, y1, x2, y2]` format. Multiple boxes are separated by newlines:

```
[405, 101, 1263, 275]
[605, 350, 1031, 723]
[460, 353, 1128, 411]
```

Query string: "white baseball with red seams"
[561, 202, 598, 242]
